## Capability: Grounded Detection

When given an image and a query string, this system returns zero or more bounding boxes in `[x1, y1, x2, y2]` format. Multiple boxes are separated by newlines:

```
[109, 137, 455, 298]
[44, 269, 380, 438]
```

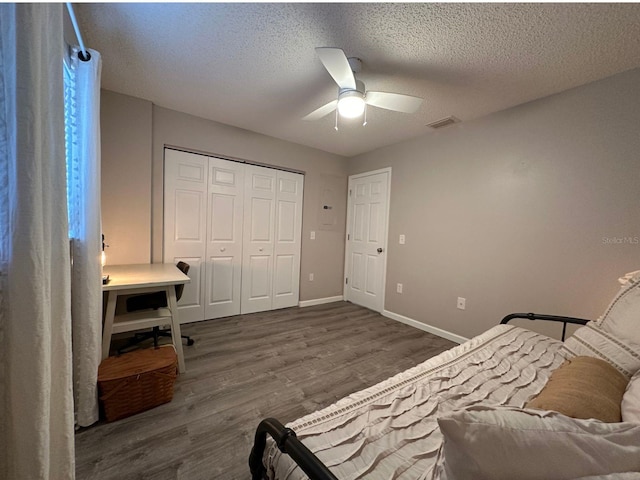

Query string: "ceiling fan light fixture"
[337, 91, 365, 118]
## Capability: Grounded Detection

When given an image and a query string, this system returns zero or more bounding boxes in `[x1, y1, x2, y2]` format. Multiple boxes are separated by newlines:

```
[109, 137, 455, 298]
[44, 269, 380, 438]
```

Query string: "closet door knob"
[259, 247, 264, 252]
[220, 247, 226, 252]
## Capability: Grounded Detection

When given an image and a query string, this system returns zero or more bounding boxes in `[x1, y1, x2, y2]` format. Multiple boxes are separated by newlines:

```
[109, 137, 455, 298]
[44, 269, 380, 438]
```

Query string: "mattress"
[265, 324, 567, 480]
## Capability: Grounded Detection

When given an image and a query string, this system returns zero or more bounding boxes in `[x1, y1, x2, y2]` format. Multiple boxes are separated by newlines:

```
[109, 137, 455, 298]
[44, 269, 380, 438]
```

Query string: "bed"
[250, 273, 640, 480]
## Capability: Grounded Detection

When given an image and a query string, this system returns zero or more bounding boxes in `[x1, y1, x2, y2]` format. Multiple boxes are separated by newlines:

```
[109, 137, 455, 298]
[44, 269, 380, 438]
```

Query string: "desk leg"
[102, 291, 117, 359]
[167, 286, 186, 373]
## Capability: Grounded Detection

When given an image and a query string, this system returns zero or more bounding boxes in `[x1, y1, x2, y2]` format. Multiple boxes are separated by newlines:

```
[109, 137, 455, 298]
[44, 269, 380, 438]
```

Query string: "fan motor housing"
[339, 79, 365, 97]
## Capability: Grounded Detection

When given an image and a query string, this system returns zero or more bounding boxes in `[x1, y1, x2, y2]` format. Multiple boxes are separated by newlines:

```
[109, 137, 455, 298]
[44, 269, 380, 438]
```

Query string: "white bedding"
[266, 324, 568, 480]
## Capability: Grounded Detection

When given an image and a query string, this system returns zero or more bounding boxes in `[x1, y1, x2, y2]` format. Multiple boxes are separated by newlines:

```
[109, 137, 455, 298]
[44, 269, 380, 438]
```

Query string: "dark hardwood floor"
[75, 301, 456, 479]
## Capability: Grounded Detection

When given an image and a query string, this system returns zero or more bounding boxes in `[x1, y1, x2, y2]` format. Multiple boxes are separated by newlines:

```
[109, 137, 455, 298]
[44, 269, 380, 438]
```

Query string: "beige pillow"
[618, 270, 640, 286]
[561, 323, 640, 378]
[526, 356, 628, 423]
[434, 405, 640, 480]
[622, 368, 640, 423]
[596, 278, 640, 345]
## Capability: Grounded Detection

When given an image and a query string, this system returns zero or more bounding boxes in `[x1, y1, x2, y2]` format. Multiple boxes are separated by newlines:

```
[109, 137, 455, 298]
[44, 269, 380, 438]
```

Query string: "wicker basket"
[98, 345, 178, 422]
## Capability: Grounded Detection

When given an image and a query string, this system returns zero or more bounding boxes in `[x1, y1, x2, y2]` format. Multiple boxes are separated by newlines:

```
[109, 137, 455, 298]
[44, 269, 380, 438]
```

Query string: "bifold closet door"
[204, 157, 244, 319]
[163, 149, 207, 323]
[240, 166, 303, 314]
[165, 149, 304, 322]
[240, 165, 276, 314]
[272, 170, 304, 310]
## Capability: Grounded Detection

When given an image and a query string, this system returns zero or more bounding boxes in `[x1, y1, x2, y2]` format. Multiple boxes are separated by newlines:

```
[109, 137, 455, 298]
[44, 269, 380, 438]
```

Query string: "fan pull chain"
[363, 104, 368, 127]
[334, 108, 339, 131]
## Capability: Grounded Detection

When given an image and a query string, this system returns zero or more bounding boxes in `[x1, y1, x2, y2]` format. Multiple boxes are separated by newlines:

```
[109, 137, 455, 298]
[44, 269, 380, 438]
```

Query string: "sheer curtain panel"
[0, 4, 75, 479]
[65, 45, 103, 428]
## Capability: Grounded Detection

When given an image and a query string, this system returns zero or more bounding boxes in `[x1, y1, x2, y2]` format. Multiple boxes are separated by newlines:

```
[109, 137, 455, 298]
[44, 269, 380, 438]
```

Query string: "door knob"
[377, 247, 383, 253]
[220, 247, 226, 252]
[259, 247, 264, 252]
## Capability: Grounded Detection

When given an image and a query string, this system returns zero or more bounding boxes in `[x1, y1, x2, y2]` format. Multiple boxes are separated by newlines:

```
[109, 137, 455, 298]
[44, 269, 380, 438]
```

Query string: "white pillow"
[596, 278, 640, 345]
[561, 323, 640, 378]
[622, 368, 640, 423]
[434, 405, 640, 480]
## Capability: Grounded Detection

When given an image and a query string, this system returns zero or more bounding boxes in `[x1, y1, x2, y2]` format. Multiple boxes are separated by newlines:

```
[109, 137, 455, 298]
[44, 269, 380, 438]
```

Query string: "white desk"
[102, 263, 190, 373]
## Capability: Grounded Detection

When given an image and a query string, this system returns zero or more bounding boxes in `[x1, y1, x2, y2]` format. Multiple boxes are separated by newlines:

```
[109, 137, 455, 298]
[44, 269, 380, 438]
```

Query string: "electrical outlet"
[399, 234, 406, 244]
[397, 283, 403, 294]
[309, 273, 314, 281]
[457, 297, 466, 310]
[310, 231, 316, 240]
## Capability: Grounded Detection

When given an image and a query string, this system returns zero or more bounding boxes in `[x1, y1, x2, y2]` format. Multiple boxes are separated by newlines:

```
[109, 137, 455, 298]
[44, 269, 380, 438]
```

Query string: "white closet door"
[241, 165, 276, 314]
[272, 171, 304, 309]
[165, 149, 305, 322]
[163, 149, 207, 323]
[205, 157, 244, 319]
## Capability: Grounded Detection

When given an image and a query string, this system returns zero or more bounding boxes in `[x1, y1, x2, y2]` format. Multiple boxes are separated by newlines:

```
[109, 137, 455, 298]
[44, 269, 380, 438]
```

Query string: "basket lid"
[98, 345, 177, 381]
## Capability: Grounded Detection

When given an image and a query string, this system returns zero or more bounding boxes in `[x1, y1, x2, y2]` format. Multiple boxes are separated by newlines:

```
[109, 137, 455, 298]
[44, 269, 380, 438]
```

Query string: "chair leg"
[118, 327, 194, 354]
[152, 326, 160, 348]
[118, 329, 157, 354]
[156, 329, 195, 346]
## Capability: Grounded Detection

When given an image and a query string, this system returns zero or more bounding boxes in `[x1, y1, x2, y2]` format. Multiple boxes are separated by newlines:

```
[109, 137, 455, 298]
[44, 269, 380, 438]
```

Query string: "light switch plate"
[399, 234, 405, 244]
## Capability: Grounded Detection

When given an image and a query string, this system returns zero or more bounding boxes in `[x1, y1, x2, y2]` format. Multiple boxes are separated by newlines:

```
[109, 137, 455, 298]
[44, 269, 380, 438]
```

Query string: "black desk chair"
[122, 261, 195, 349]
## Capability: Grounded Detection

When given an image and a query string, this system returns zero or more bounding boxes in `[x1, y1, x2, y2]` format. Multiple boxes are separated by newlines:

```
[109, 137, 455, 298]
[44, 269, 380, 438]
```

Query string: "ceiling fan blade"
[302, 99, 338, 121]
[315, 47, 356, 90]
[365, 91, 423, 113]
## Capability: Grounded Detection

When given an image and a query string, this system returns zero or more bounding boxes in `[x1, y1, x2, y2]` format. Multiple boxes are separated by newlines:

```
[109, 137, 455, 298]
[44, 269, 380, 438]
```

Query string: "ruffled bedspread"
[266, 324, 567, 480]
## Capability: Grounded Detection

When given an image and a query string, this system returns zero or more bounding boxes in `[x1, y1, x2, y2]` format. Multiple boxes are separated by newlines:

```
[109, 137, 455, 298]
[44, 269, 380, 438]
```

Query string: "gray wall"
[348, 68, 640, 339]
[100, 91, 348, 302]
[101, 90, 152, 264]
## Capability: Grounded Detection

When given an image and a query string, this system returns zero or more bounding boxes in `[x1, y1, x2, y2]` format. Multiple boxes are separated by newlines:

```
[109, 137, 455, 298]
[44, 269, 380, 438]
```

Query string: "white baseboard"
[299, 295, 344, 308]
[382, 309, 469, 344]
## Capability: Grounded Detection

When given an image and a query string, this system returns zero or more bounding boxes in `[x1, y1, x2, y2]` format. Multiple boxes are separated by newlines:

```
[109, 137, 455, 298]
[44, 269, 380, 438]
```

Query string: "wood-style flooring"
[75, 301, 456, 479]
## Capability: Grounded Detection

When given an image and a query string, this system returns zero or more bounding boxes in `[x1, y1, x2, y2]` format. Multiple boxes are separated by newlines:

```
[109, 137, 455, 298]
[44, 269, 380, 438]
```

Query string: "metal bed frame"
[248, 312, 590, 480]
[499, 312, 589, 341]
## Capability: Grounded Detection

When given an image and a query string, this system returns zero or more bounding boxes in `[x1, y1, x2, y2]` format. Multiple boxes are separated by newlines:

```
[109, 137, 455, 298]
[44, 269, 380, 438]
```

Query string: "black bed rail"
[249, 417, 338, 480]
[500, 312, 590, 341]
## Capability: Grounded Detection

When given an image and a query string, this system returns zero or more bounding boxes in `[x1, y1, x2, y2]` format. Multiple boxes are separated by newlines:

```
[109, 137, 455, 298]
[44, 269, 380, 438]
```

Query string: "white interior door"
[273, 171, 304, 309]
[163, 149, 206, 323]
[241, 165, 276, 314]
[205, 157, 244, 319]
[344, 169, 390, 312]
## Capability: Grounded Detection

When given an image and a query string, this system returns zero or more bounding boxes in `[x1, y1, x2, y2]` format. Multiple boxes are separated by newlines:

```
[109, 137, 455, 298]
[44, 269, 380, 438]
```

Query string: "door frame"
[343, 167, 392, 313]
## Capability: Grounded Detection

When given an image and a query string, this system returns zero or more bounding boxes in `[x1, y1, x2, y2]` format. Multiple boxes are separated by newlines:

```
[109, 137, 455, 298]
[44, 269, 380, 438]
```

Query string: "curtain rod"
[65, 3, 91, 62]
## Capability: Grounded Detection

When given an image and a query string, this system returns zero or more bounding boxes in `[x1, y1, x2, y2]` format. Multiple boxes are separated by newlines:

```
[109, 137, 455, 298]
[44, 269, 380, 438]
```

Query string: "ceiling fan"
[303, 47, 423, 127]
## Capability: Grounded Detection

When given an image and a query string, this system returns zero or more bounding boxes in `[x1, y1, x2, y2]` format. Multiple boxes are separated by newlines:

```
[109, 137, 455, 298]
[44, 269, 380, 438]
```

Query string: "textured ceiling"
[76, 3, 640, 157]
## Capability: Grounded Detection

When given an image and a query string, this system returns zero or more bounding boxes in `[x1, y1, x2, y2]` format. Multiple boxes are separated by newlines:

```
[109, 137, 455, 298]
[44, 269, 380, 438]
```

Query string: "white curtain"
[65, 45, 103, 428]
[0, 4, 75, 479]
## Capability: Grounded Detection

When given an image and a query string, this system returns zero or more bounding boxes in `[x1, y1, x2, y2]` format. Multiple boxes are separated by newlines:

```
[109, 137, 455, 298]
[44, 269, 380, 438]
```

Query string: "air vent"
[426, 116, 460, 129]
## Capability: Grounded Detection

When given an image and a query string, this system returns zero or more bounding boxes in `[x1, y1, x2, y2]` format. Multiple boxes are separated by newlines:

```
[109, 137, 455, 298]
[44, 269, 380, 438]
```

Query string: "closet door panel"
[241, 165, 276, 314]
[205, 157, 244, 319]
[274, 254, 294, 295]
[273, 171, 304, 309]
[249, 197, 273, 241]
[209, 256, 233, 302]
[164, 149, 207, 323]
[248, 255, 271, 298]
[166, 149, 304, 321]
